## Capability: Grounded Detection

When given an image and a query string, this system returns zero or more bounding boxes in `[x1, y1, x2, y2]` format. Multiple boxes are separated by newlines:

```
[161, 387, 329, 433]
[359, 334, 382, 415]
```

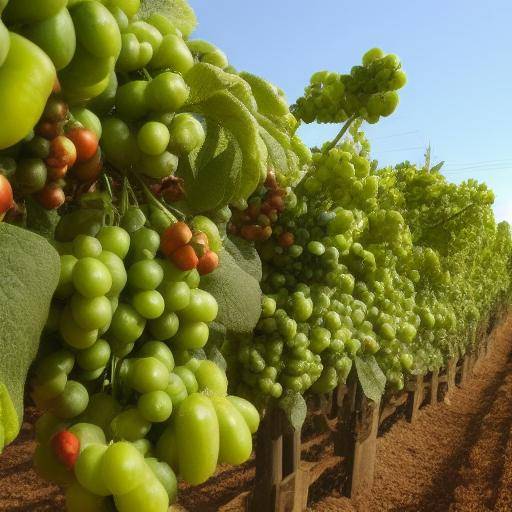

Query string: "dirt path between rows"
[1, 317, 512, 512]
[311, 316, 512, 512]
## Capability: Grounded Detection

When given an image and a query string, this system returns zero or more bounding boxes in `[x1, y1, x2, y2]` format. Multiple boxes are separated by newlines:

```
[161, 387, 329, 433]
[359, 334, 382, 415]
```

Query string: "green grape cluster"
[225, 133, 421, 401]
[29, 204, 259, 510]
[293, 48, 406, 124]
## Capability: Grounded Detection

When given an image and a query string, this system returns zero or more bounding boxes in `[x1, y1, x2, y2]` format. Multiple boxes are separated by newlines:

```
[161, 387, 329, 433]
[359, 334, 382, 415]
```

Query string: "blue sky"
[191, 0, 512, 223]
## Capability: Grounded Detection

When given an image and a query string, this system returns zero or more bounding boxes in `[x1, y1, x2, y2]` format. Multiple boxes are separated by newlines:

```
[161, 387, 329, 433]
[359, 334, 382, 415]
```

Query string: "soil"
[1, 317, 512, 512]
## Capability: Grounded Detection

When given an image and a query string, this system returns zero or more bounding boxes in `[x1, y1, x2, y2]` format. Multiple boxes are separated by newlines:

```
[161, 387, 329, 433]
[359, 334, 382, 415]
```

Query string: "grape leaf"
[206, 345, 227, 372]
[185, 63, 245, 105]
[224, 236, 262, 282]
[278, 391, 307, 431]
[259, 125, 288, 174]
[179, 122, 242, 213]
[139, 0, 197, 38]
[187, 90, 266, 202]
[354, 355, 386, 403]
[0, 224, 60, 450]
[239, 72, 289, 117]
[200, 247, 262, 335]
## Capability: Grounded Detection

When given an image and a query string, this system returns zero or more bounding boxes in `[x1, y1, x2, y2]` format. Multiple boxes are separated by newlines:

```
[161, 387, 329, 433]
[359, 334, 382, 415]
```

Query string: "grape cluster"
[226, 129, 422, 402]
[0, 91, 103, 213]
[30, 208, 258, 509]
[293, 48, 406, 125]
[228, 170, 291, 242]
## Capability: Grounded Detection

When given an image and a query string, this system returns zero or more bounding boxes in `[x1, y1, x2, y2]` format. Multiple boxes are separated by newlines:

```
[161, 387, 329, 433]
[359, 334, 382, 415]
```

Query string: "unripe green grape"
[110, 408, 152, 441]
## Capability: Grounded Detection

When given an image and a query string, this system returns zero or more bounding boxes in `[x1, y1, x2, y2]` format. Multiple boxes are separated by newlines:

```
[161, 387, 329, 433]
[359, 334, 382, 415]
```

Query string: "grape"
[73, 235, 103, 259]
[97, 251, 127, 296]
[114, 472, 169, 512]
[74, 444, 110, 496]
[110, 408, 151, 441]
[148, 311, 179, 340]
[128, 259, 164, 290]
[132, 290, 165, 319]
[72, 257, 112, 298]
[172, 321, 209, 350]
[76, 339, 111, 371]
[137, 340, 175, 371]
[55, 254, 78, 299]
[97, 226, 131, 259]
[160, 281, 190, 311]
[101, 441, 146, 495]
[137, 122, 170, 156]
[145, 458, 178, 503]
[71, 294, 112, 330]
[47, 380, 89, 419]
[145, 71, 189, 112]
[110, 303, 146, 344]
[138, 390, 173, 422]
[129, 357, 170, 393]
[179, 289, 218, 323]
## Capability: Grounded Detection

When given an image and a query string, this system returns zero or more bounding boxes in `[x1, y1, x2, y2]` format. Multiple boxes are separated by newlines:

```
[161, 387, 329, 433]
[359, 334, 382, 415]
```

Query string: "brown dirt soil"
[2, 317, 512, 512]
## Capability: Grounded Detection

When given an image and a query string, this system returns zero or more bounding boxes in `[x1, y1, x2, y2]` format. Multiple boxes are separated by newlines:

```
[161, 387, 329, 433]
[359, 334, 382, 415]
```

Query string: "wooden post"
[406, 374, 424, 422]
[338, 381, 381, 498]
[460, 355, 470, 386]
[429, 369, 439, 405]
[447, 357, 457, 392]
[249, 408, 283, 512]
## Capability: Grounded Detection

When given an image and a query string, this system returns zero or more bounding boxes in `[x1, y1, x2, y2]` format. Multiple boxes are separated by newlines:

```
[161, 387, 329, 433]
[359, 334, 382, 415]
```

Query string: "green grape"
[137, 340, 175, 371]
[129, 357, 170, 393]
[138, 390, 173, 422]
[115, 80, 149, 120]
[148, 311, 179, 340]
[47, 380, 89, 419]
[179, 289, 218, 323]
[110, 408, 151, 441]
[73, 235, 103, 259]
[132, 290, 165, 319]
[128, 260, 164, 290]
[74, 444, 110, 496]
[55, 254, 78, 299]
[101, 441, 147, 495]
[71, 294, 112, 331]
[72, 257, 112, 298]
[97, 250, 127, 296]
[145, 458, 178, 503]
[76, 339, 111, 371]
[137, 121, 170, 156]
[145, 71, 189, 112]
[96, 226, 131, 259]
[161, 281, 191, 312]
[172, 321, 209, 350]
[110, 303, 146, 344]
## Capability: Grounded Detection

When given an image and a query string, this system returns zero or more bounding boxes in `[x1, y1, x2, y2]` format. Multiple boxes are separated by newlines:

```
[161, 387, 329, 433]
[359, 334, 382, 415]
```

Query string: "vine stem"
[324, 114, 358, 152]
[130, 171, 178, 223]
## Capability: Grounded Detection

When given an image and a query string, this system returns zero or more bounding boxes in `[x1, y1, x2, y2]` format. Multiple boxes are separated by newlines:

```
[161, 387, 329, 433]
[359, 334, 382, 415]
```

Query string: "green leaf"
[239, 72, 289, 117]
[0, 224, 60, 449]
[278, 391, 307, 431]
[139, 0, 197, 38]
[185, 63, 244, 104]
[259, 125, 288, 174]
[354, 355, 386, 403]
[179, 123, 242, 213]
[200, 247, 262, 335]
[224, 236, 262, 282]
[187, 90, 266, 201]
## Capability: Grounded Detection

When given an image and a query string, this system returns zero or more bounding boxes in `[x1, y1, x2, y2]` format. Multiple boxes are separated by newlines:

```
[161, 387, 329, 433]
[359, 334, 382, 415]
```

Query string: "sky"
[191, 0, 512, 223]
